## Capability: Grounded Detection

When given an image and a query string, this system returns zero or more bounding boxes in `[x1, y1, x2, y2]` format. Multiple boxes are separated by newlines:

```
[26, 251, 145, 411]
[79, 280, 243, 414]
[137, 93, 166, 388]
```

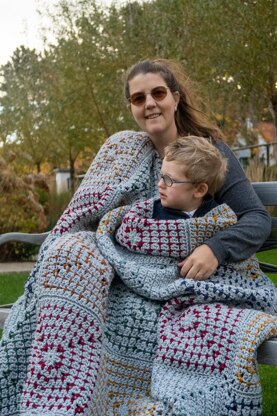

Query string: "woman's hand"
[178, 244, 219, 280]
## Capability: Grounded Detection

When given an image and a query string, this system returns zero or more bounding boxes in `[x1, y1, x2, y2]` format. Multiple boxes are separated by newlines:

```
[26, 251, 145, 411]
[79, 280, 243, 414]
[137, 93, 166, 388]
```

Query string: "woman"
[0, 59, 275, 416]
[124, 59, 271, 279]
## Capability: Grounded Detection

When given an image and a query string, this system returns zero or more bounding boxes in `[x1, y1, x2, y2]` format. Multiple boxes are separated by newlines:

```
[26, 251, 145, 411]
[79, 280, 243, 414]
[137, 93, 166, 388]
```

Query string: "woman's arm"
[179, 141, 271, 279]
[204, 141, 271, 264]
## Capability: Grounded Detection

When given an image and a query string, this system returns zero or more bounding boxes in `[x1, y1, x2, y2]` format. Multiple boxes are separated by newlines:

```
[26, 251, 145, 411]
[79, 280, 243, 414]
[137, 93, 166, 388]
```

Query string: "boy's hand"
[178, 244, 218, 280]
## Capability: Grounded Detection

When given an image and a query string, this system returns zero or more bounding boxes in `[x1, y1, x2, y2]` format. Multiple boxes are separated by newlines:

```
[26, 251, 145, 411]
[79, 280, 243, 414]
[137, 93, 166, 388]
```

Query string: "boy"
[153, 135, 228, 220]
[110, 135, 230, 283]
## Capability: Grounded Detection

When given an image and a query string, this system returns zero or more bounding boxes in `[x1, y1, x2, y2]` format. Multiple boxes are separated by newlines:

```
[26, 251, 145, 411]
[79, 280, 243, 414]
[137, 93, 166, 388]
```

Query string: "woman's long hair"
[124, 59, 224, 140]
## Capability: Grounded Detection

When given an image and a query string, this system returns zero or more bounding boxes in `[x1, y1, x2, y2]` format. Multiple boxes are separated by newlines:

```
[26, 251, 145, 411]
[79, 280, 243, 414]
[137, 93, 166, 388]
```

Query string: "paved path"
[0, 262, 35, 273]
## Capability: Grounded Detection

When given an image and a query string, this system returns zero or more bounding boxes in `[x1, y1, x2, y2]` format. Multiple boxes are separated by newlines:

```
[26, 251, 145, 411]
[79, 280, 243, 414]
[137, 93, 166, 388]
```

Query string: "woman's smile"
[145, 112, 161, 119]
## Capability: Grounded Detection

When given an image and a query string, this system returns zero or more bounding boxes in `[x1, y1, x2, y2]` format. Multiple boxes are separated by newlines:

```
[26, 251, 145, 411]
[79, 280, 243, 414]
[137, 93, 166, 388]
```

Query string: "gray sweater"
[205, 140, 271, 264]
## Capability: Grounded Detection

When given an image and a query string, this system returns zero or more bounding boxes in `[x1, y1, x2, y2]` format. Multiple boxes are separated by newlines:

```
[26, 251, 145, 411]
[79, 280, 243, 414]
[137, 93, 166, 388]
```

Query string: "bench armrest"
[0, 232, 50, 246]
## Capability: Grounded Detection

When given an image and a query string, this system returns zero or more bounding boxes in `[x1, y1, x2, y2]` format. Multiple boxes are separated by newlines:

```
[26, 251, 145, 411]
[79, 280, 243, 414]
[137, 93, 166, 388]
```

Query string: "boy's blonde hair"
[164, 136, 228, 196]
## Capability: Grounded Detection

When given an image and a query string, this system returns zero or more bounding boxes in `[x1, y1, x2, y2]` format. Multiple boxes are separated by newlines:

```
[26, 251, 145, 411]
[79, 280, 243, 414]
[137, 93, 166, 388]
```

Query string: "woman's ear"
[194, 183, 209, 199]
[174, 91, 180, 106]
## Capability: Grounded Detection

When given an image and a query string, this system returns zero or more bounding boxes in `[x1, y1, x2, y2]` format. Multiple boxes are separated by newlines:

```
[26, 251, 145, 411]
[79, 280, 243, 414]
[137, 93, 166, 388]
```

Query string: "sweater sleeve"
[204, 141, 272, 264]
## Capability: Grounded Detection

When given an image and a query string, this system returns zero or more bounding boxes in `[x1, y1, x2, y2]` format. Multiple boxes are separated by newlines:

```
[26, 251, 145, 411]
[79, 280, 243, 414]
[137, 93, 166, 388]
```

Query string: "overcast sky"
[0, 0, 56, 65]
[0, 0, 119, 66]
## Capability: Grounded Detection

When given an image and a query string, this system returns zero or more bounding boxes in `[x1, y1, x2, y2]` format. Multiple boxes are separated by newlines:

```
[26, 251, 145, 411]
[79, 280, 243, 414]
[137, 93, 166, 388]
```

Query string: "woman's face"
[128, 72, 180, 150]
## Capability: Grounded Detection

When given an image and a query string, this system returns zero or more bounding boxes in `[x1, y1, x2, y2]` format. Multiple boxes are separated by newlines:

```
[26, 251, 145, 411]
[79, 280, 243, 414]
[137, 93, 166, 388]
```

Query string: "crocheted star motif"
[128, 230, 141, 247]
[44, 350, 58, 366]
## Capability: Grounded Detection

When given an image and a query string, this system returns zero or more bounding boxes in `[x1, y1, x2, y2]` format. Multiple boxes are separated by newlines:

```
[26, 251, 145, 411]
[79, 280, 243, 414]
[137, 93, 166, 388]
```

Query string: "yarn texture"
[0, 131, 276, 416]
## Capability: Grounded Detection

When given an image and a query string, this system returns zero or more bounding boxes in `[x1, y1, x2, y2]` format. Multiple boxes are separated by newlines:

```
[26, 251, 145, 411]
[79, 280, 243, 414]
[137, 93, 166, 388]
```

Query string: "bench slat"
[259, 262, 277, 273]
[0, 232, 49, 246]
[257, 337, 277, 365]
[252, 181, 277, 205]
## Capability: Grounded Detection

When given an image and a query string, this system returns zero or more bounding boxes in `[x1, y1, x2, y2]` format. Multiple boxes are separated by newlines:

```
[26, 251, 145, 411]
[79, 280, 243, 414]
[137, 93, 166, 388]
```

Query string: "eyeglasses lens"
[161, 174, 173, 187]
[130, 86, 168, 106]
[152, 87, 168, 101]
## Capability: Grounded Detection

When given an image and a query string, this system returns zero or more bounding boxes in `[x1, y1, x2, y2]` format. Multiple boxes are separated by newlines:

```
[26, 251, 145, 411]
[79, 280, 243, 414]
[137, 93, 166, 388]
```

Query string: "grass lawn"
[0, 272, 29, 305]
[0, 250, 276, 413]
[260, 364, 277, 415]
[256, 249, 277, 268]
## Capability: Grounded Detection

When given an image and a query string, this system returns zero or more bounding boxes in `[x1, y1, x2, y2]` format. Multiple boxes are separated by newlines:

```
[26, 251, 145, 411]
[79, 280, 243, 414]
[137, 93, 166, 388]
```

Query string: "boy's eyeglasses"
[129, 86, 169, 106]
[160, 174, 192, 187]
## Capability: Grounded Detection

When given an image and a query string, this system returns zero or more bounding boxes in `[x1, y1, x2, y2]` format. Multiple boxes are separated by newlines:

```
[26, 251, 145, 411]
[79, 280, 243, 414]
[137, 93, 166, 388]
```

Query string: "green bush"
[0, 157, 47, 261]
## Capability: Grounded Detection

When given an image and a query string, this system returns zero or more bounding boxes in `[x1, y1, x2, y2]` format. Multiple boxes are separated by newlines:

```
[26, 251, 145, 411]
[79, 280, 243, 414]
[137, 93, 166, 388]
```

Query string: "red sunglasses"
[128, 86, 169, 106]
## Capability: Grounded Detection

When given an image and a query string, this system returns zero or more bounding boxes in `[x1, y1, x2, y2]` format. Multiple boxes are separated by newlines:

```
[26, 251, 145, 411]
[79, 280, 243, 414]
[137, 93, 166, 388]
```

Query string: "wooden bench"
[252, 182, 277, 365]
[0, 181, 277, 364]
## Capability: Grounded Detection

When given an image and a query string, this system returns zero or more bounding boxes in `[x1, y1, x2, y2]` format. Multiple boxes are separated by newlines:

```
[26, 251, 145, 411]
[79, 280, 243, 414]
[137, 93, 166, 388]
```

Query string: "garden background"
[0, 2, 276, 412]
[0, 0, 276, 260]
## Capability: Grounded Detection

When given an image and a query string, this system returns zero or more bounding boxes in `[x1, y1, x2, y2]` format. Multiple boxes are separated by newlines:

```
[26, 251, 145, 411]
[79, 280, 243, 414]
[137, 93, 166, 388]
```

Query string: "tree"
[182, 0, 277, 129]
[1, 0, 275, 182]
[0, 47, 55, 172]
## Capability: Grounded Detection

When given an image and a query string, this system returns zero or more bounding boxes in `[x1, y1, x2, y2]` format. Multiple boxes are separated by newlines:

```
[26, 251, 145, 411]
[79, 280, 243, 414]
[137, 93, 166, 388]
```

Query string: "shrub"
[246, 159, 277, 182]
[0, 156, 47, 261]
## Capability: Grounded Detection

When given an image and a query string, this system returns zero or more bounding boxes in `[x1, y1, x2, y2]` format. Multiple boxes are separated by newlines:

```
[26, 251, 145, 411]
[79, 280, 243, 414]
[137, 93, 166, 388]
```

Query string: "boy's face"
[158, 159, 206, 212]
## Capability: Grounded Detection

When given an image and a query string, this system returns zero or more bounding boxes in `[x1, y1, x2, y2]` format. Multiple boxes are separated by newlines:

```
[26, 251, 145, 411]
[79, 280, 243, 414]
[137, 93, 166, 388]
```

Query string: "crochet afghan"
[0, 131, 277, 416]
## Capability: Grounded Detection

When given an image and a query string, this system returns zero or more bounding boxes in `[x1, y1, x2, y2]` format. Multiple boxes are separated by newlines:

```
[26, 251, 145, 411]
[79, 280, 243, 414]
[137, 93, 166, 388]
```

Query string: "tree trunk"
[269, 93, 277, 130]
[69, 157, 75, 195]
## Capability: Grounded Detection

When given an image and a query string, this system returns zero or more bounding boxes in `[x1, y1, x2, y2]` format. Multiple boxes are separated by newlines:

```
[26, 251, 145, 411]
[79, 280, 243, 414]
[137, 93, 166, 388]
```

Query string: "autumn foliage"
[0, 155, 47, 260]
